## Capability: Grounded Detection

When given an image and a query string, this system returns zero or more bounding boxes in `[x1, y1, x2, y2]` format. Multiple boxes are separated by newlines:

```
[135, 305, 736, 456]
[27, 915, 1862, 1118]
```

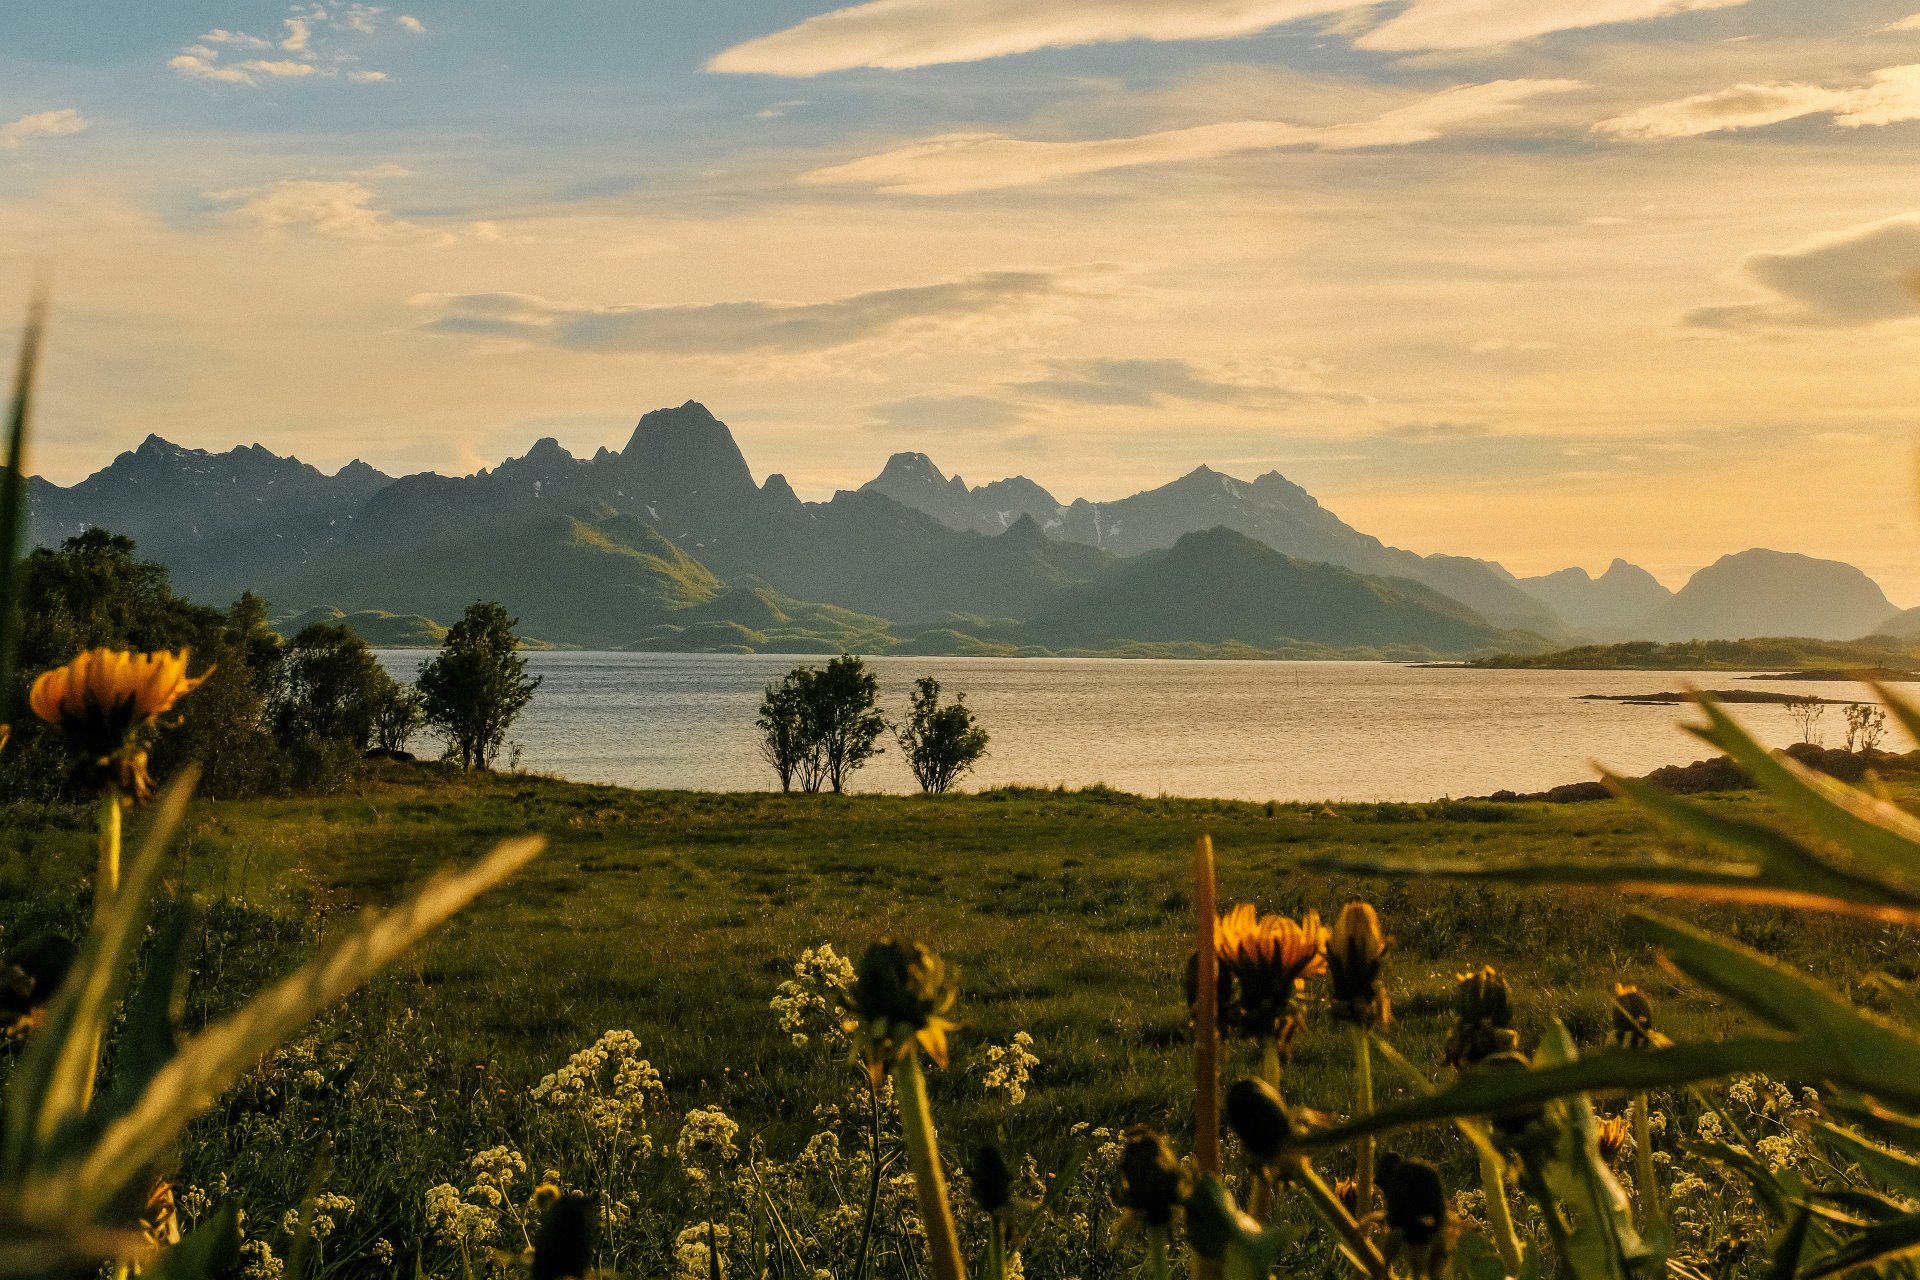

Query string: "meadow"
[1, 764, 1900, 1277]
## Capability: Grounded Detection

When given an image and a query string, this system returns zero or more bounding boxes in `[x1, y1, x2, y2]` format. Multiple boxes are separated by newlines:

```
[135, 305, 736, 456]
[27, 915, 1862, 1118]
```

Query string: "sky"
[4, 2, 1920, 598]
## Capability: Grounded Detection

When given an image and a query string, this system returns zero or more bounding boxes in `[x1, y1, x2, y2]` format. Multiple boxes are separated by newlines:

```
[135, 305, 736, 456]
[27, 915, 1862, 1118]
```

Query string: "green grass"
[0, 765, 1904, 1276]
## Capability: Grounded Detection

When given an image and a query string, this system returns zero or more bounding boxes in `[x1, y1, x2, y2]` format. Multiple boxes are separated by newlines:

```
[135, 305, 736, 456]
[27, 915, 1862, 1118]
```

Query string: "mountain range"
[17, 402, 1904, 657]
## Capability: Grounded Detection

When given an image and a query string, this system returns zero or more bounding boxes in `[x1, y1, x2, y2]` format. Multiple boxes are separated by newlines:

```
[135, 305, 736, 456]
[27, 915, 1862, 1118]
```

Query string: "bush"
[895, 676, 989, 794]
[756, 654, 885, 794]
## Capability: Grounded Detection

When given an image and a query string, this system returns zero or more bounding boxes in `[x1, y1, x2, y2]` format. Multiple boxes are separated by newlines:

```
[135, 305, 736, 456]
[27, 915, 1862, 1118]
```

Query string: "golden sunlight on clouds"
[802, 80, 1581, 194]
[0, 109, 91, 150]
[1596, 64, 1920, 139]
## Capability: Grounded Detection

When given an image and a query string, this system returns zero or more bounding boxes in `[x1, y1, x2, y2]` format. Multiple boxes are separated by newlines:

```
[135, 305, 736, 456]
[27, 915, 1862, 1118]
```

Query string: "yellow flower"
[29, 647, 210, 799]
[1609, 983, 1655, 1050]
[1596, 1114, 1631, 1165]
[1214, 904, 1326, 1044]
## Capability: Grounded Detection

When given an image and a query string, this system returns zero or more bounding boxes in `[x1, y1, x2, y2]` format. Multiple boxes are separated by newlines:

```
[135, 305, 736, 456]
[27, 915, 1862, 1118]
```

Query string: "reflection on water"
[376, 651, 1871, 803]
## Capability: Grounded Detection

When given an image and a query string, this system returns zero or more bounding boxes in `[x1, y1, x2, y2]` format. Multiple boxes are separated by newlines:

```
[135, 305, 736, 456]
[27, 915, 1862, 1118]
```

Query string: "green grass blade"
[24, 834, 543, 1220]
[1686, 695, 1920, 883]
[1869, 682, 1920, 752]
[1822, 1097, 1920, 1151]
[0, 284, 46, 723]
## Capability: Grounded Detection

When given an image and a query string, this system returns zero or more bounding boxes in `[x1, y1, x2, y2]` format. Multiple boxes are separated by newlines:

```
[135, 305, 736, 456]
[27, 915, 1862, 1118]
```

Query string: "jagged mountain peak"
[620, 400, 756, 496]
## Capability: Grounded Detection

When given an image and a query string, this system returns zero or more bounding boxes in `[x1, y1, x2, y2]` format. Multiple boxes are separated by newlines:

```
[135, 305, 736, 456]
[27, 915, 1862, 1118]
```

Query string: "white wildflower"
[424, 1182, 495, 1248]
[239, 1239, 284, 1279]
[677, 1106, 741, 1184]
[674, 1222, 732, 1280]
[981, 1031, 1039, 1107]
[771, 944, 857, 1049]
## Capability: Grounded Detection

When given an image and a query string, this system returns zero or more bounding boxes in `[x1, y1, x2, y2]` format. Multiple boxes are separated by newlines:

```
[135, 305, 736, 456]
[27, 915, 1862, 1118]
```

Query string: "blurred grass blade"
[1686, 695, 1920, 884]
[28, 835, 543, 1219]
[0, 282, 44, 722]
[1812, 1123, 1920, 1199]
[1869, 682, 1920, 753]
[2, 770, 194, 1176]
[1635, 912, 1920, 1089]
[1799, 1212, 1920, 1280]
[1764, 1210, 1812, 1280]
[1606, 773, 1920, 918]
[1823, 1096, 1920, 1150]
[1522, 1024, 1648, 1280]
[107, 903, 198, 1116]
[1286, 1037, 1828, 1152]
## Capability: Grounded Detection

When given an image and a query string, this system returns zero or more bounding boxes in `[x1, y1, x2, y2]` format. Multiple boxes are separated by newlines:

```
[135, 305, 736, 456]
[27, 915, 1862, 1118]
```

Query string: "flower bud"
[1444, 966, 1520, 1069]
[847, 939, 957, 1075]
[0, 932, 76, 1039]
[1609, 984, 1654, 1050]
[1377, 1153, 1448, 1247]
[1328, 902, 1391, 1027]
[1117, 1126, 1188, 1228]
[1596, 1115, 1631, 1165]
[530, 1190, 596, 1280]
[968, 1145, 1013, 1216]
[1225, 1076, 1294, 1164]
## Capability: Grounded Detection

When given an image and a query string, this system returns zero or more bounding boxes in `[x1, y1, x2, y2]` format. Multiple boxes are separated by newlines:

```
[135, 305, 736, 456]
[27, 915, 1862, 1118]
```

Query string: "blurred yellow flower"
[1214, 903, 1326, 1044]
[29, 647, 210, 800]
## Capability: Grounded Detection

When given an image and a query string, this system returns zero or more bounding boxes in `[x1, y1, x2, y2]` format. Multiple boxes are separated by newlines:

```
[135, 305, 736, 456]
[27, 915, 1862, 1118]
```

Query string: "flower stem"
[851, 1073, 883, 1280]
[1477, 1145, 1525, 1278]
[895, 1052, 967, 1280]
[1353, 1027, 1375, 1222]
[1632, 1091, 1665, 1238]
[95, 788, 121, 920]
[1148, 1229, 1171, 1280]
[1292, 1160, 1391, 1279]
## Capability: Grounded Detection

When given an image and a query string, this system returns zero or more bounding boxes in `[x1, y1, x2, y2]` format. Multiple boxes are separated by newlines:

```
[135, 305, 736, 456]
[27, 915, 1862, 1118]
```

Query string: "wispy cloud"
[1013, 356, 1363, 408]
[0, 108, 90, 150]
[1596, 64, 1920, 139]
[210, 174, 502, 244]
[868, 394, 1029, 432]
[169, 4, 407, 86]
[1353, 0, 1747, 52]
[803, 79, 1580, 194]
[710, 0, 1749, 75]
[412, 269, 1099, 354]
[397, 14, 426, 33]
[1686, 214, 1920, 329]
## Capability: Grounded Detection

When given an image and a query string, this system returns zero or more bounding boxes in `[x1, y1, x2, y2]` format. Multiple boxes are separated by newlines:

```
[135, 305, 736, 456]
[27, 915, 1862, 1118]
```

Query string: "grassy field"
[0, 764, 1904, 1276]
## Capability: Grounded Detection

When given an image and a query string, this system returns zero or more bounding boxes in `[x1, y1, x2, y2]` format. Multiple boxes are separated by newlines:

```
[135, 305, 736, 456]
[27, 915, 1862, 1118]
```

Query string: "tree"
[758, 671, 817, 793]
[270, 623, 391, 750]
[756, 655, 885, 794]
[1785, 695, 1825, 746]
[895, 676, 989, 794]
[810, 654, 886, 794]
[417, 601, 541, 770]
[1844, 702, 1887, 754]
[373, 683, 426, 754]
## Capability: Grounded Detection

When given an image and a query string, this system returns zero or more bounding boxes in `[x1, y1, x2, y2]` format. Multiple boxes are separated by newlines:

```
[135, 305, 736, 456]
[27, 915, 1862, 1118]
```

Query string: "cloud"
[171, 5, 399, 85]
[1685, 214, 1920, 329]
[397, 14, 426, 33]
[0, 108, 91, 150]
[412, 270, 1092, 354]
[709, 0, 1748, 74]
[1596, 64, 1920, 139]
[1888, 12, 1920, 29]
[1379, 420, 1491, 441]
[803, 79, 1580, 195]
[1469, 337, 1557, 353]
[211, 179, 409, 240]
[1353, 0, 1747, 52]
[868, 394, 1029, 432]
[1012, 356, 1361, 408]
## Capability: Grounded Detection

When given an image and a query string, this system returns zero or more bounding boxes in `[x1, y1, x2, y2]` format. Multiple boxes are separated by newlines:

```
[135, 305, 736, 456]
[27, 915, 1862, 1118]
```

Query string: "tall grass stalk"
[1631, 1091, 1663, 1238]
[1191, 834, 1221, 1280]
[1477, 1146, 1525, 1277]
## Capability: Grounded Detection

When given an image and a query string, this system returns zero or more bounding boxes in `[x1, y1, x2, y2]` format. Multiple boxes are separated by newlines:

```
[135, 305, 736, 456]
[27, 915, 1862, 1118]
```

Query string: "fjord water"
[377, 652, 1872, 802]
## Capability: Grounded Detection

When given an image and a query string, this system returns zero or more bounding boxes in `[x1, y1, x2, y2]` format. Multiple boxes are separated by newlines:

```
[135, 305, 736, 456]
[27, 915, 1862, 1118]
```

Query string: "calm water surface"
[375, 652, 1871, 802]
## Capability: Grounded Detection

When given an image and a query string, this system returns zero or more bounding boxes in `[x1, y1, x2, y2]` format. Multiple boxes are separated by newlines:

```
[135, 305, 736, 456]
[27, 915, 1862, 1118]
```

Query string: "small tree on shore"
[373, 682, 426, 754]
[418, 601, 541, 770]
[896, 676, 989, 794]
[1844, 701, 1887, 754]
[757, 655, 885, 794]
[758, 672, 818, 793]
[1785, 695, 1826, 746]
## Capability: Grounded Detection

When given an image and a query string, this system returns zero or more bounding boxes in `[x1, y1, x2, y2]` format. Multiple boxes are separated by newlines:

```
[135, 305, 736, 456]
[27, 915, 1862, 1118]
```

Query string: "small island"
[1464, 636, 1920, 673]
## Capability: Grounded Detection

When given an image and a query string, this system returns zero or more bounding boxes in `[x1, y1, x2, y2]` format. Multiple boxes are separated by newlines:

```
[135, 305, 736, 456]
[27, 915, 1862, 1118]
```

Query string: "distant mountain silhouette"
[1013, 527, 1518, 655]
[861, 452, 1565, 636]
[1876, 605, 1920, 640]
[1517, 559, 1674, 637]
[1643, 549, 1898, 641]
[14, 405, 1900, 658]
